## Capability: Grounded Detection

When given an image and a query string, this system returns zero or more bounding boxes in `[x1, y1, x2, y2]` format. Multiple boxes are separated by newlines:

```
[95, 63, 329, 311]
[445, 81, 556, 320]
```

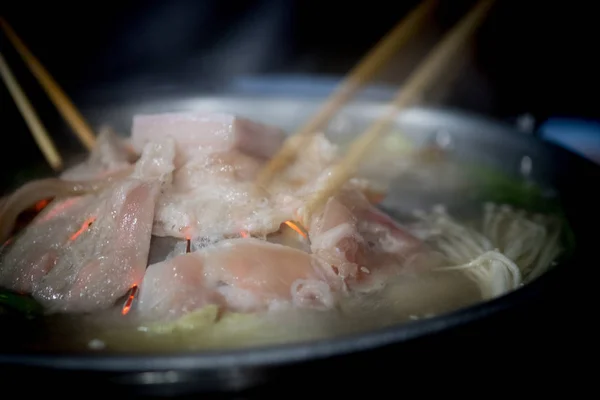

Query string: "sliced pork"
[0, 196, 93, 293]
[269, 133, 339, 194]
[153, 151, 288, 239]
[131, 112, 286, 167]
[0, 140, 175, 313]
[33, 178, 159, 312]
[137, 238, 338, 320]
[149, 128, 382, 241]
[203, 239, 337, 310]
[302, 186, 439, 291]
[0, 111, 452, 323]
[131, 112, 290, 239]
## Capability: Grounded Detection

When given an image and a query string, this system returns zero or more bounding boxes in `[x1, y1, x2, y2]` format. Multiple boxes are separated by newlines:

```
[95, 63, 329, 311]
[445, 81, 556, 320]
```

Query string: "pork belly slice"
[203, 239, 336, 310]
[307, 192, 366, 281]
[304, 187, 439, 290]
[150, 131, 381, 240]
[268, 133, 339, 193]
[154, 182, 289, 240]
[137, 238, 337, 320]
[153, 148, 289, 239]
[0, 196, 93, 294]
[0, 140, 175, 313]
[33, 140, 175, 312]
[32, 178, 159, 313]
[356, 205, 447, 286]
[131, 112, 286, 166]
[133, 250, 225, 322]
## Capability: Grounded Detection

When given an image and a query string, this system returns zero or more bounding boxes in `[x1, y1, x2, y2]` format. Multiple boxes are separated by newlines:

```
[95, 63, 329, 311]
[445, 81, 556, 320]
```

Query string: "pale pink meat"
[0, 140, 175, 312]
[148, 128, 382, 241]
[304, 187, 436, 289]
[136, 252, 226, 321]
[32, 140, 175, 312]
[0, 196, 92, 293]
[349, 203, 449, 291]
[33, 179, 159, 312]
[269, 133, 339, 195]
[307, 194, 366, 281]
[153, 149, 289, 239]
[137, 238, 338, 320]
[131, 112, 290, 239]
[203, 239, 336, 309]
[131, 138, 176, 186]
[131, 112, 285, 167]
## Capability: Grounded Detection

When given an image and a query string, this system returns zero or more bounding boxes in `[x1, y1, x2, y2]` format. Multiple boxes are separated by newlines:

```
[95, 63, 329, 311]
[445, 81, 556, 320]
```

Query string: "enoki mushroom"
[413, 203, 562, 299]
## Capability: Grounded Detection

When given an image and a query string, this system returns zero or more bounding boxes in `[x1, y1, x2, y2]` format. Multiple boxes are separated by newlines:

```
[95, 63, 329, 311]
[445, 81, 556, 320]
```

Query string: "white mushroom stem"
[436, 250, 521, 300]
[414, 202, 562, 299]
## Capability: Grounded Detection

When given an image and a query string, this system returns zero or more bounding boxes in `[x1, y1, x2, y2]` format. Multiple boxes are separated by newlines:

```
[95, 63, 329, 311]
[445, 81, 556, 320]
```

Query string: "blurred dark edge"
[0, 1, 595, 395]
[0, 0, 598, 182]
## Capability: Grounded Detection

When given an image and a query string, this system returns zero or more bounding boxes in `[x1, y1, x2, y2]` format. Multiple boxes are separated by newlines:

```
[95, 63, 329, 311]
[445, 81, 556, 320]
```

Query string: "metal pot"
[0, 87, 595, 396]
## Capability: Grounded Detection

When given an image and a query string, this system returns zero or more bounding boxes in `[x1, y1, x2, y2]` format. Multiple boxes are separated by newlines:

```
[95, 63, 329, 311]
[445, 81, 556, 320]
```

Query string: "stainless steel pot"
[0, 89, 595, 396]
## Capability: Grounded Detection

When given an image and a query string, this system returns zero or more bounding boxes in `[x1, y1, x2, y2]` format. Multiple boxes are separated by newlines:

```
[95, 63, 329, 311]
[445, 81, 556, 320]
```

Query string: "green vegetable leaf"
[0, 289, 44, 318]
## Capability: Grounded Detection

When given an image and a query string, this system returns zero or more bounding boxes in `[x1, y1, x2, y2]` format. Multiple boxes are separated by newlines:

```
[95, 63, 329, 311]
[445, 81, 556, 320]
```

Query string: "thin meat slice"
[203, 239, 337, 311]
[32, 140, 175, 312]
[150, 131, 380, 241]
[131, 112, 285, 167]
[137, 238, 338, 320]
[136, 252, 226, 321]
[304, 187, 440, 290]
[131, 137, 176, 186]
[132, 114, 290, 239]
[269, 133, 339, 194]
[153, 150, 288, 239]
[173, 149, 264, 188]
[0, 140, 175, 312]
[33, 178, 159, 313]
[0, 196, 92, 294]
[307, 193, 367, 281]
[358, 207, 444, 280]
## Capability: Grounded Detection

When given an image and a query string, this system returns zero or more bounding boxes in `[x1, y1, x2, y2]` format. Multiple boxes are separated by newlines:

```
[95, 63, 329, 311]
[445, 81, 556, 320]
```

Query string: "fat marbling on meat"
[0, 139, 175, 312]
[131, 112, 286, 167]
[137, 238, 339, 320]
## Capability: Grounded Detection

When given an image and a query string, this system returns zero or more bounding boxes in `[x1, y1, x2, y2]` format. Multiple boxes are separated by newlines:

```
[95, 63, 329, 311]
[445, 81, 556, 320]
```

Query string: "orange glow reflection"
[34, 199, 51, 212]
[284, 221, 308, 239]
[69, 216, 96, 241]
[121, 285, 138, 315]
[38, 197, 81, 223]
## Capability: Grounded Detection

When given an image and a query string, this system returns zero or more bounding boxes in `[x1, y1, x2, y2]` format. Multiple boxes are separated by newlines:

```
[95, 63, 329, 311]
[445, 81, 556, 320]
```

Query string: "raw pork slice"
[34, 179, 159, 312]
[153, 154, 289, 239]
[137, 238, 338, 320]
[0, 140, 175, 313]
[131, 112, 286, 166]
[0, 196, 92, 293]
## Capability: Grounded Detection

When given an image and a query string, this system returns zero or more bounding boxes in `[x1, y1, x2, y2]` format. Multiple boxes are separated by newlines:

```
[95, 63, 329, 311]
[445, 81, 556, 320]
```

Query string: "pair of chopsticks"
[257, 0, 496, 223]
[0, 17, 96, 171]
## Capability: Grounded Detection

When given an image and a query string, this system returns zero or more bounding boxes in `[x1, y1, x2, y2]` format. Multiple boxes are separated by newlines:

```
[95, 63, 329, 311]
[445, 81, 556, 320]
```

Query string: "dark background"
[0, 2, 595, 394]
[2, 0, 598, 117]
[0, 0, 599, 181]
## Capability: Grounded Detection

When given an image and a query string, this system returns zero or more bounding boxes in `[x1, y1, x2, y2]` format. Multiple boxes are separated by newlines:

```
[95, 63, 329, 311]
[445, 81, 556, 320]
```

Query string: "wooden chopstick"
[256, 0, 438, 187]
[301, 0, 496, 223]
[0, 52, 63, 170]
[0, 17, 96, 151]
